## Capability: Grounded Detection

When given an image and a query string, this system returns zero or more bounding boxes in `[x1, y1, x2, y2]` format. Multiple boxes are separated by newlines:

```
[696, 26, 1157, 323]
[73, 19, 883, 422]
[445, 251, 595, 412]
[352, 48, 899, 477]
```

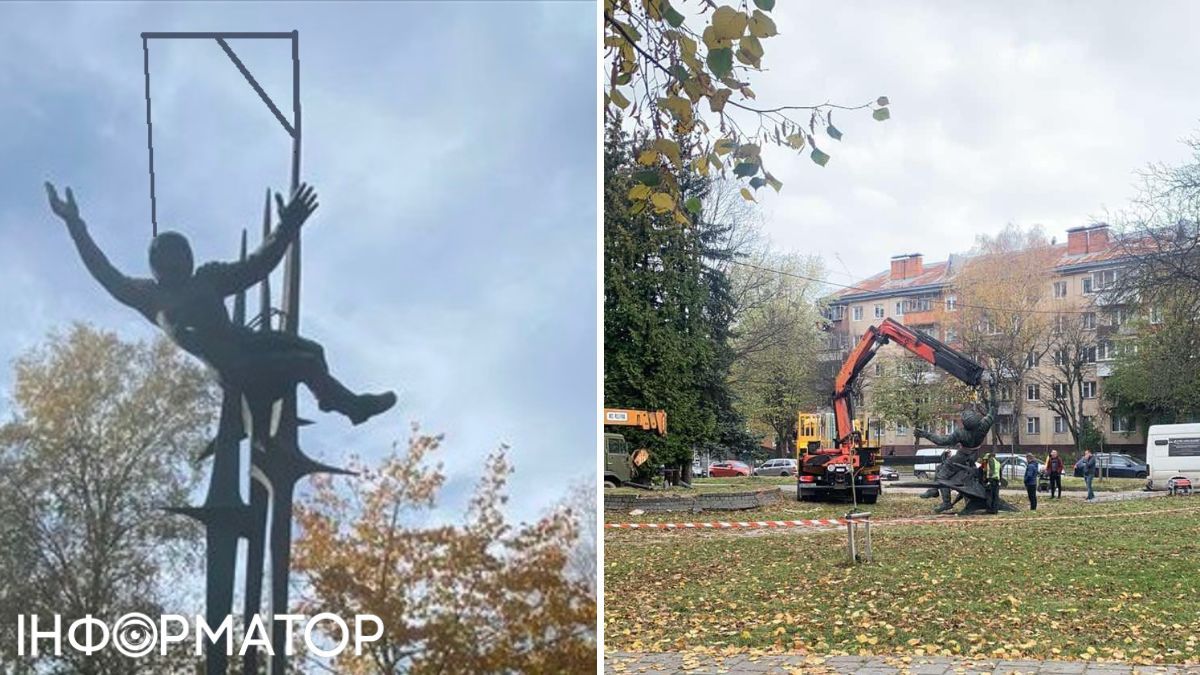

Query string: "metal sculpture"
[915, 389, 1017, 515]
[45, 31, 392, 675]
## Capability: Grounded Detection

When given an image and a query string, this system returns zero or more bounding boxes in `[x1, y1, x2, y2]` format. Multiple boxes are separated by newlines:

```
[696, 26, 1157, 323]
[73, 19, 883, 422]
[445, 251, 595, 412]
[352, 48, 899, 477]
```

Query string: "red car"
[707, 461, 751, 477]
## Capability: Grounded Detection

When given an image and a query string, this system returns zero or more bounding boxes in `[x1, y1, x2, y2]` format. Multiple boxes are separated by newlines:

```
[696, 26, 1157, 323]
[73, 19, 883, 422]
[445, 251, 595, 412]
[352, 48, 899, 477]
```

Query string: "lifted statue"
[915, 386, 1016, 515]
[45, 181, 396, 425]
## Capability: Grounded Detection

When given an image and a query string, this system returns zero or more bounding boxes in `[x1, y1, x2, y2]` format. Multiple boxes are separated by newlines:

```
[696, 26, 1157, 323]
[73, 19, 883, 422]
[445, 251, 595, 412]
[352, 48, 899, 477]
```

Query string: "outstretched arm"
[916, 428, 957, 446]
[203, 184, 318, 296]
[45, 182, 154, 314]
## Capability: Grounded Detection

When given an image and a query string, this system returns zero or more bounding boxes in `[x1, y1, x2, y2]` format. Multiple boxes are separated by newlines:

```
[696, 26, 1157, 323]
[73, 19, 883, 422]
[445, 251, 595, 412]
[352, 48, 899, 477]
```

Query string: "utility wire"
[727, 259, 1125, 317]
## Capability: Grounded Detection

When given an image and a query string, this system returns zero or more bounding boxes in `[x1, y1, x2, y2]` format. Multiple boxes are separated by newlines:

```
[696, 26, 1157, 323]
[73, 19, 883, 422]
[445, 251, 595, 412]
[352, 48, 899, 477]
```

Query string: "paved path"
[606, 652, 1200, 674]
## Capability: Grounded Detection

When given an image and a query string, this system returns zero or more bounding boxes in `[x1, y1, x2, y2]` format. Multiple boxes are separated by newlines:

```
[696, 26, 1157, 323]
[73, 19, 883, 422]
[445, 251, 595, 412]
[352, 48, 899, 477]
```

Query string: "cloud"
[738, 0, 1200, 279]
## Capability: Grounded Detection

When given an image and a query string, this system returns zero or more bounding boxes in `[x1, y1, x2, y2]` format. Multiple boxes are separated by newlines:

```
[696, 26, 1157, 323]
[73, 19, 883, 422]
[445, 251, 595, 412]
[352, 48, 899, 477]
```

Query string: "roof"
[831, 234, 1134, 303]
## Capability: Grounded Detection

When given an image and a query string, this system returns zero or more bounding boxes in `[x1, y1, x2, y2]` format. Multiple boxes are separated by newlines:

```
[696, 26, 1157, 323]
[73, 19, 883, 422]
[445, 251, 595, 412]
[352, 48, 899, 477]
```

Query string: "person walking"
[1023, 453, 1040, 511]
[1045, 449, 1064, 498]
[1075, 448, 1098, 501]
[984, 451, 1002, 514]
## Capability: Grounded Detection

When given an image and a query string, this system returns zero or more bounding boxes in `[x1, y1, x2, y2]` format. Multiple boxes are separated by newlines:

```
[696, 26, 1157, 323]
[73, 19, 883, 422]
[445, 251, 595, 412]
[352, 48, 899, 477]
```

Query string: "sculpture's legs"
[242, 477, 269, 675]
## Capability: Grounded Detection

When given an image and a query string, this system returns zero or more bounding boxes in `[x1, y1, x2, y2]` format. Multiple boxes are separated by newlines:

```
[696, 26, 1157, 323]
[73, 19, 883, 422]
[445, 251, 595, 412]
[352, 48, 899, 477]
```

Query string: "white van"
[1145, 423, 1200, 489]
[913, 448, 952, 479]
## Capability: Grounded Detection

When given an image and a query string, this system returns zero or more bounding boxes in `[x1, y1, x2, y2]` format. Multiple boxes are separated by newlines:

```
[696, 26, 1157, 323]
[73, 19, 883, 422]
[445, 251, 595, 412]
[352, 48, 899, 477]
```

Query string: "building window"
[1026, 384, 1040, 401]
[1053, 315, 1066, 334]
[1053, 281, 1067, 298]
[1053, 382, 1068, 399]
[1082, 277, 1093, 294]
[1150, 306, 1163, 324]
[1097, 341, 1113, 361]
[1082, 381, 1097, 399]
[853, 306, 863, 321]
[1094, 269, 1117, 290]
[1082, 345, 1097, 363]
[945, 295, 958, 312]
[1026, 416, 1041, 434]
[1053, 349, 1068, 366]
[874, 304, 885, 319]
[945, 327, 958, 343]
[1054, 416, 1067, 434]
[896, 422, 909, 435]
[1111, 416, 1134, 433]
[874, 363, 884, 376]
[1081, 312, 1096, 330]
[1025, 352, 1040, 368]
[895, 301, 904, 315]
[999, 386, 1013, 402]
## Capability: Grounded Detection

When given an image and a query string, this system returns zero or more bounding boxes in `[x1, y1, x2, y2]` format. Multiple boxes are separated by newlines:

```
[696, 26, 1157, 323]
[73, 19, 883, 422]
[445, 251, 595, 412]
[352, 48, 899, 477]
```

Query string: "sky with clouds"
[727, 0, 1200, 284]
[0, 2, 596, 525]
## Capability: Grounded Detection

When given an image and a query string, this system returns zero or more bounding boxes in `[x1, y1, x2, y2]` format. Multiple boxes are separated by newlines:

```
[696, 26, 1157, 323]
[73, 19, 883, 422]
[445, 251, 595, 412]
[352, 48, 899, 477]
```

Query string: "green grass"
[606, 475, 791, 496]
[604, 496, 1200, 665]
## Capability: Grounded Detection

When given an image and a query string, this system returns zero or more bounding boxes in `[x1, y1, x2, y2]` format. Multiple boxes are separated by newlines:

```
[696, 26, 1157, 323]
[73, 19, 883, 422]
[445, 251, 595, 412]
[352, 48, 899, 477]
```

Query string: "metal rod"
[142, 31, 294, 39]
[142, 36, 158, 236]
[215, 38, 296, 138]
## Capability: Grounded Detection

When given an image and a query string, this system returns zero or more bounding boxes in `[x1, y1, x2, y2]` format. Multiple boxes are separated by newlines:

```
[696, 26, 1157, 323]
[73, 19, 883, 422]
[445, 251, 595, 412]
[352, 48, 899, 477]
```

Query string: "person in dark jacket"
[1023, 453, 1040, 510]
[1045, 449, 1064, 498]
[1075, 448, 1098, 501]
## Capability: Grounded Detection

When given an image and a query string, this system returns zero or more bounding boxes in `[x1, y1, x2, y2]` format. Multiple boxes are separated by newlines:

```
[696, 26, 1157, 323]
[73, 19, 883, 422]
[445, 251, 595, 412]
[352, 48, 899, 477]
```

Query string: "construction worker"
[983, 451, 1002, 514]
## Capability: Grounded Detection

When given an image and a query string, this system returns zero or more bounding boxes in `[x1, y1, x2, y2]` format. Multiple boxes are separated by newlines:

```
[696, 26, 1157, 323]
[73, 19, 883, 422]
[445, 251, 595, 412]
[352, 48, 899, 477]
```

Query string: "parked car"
[753, 458, 798, 476]
[708, 461, 751, 477]
[879, 465, 900, 481]
[1073, 452, 1148, 479]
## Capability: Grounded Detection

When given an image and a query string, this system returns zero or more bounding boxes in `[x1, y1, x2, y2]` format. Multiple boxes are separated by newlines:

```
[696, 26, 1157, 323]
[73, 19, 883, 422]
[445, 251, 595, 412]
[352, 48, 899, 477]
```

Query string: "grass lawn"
[1059, 476, 1146, 492]
[606, 476, 791, 496]
[605, 495, 1200, 665]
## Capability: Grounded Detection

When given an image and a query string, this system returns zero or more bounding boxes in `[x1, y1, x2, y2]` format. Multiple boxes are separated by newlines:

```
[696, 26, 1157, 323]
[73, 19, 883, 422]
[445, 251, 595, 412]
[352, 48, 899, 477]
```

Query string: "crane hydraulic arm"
[832, 318, 986, 450]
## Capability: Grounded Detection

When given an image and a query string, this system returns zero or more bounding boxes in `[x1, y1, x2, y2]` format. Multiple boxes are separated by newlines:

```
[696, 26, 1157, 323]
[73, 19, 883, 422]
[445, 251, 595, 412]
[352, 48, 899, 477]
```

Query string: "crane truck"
[603, 408, 666, 488]
[798, 318, 987, 503]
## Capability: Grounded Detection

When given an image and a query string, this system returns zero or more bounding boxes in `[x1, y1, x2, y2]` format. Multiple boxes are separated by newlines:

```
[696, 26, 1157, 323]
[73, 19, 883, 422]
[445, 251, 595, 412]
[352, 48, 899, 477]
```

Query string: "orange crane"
[798, 318, 986, 503]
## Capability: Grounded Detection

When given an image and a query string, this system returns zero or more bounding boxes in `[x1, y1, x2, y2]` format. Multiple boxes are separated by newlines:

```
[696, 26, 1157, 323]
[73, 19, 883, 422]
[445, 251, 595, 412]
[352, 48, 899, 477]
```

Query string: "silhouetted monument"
[43, 29, 389, 675]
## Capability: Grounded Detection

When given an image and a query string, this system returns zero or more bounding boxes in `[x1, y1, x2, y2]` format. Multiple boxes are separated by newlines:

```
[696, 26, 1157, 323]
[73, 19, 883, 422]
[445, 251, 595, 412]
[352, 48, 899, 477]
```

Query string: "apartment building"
[819, 223, 1147, 457]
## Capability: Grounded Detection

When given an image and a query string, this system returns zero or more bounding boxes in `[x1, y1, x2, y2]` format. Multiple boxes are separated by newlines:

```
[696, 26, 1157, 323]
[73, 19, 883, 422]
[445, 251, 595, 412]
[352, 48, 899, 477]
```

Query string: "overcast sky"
[732, 1, 1200, 283]
[0, 2, 596, 525]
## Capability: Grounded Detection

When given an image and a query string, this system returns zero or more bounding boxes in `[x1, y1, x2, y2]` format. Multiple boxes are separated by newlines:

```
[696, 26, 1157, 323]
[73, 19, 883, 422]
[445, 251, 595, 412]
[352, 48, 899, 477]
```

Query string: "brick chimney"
[890, 253, 924, 280]
[1066, 224, 1110, 255]
[1066, 226, 1088, 255]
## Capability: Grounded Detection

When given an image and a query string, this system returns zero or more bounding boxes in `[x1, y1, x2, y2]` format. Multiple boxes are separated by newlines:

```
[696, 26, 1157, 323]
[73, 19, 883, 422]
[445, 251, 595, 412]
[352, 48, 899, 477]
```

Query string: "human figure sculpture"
[45, 181, 396, 425]
[914, 384, 1015, 514]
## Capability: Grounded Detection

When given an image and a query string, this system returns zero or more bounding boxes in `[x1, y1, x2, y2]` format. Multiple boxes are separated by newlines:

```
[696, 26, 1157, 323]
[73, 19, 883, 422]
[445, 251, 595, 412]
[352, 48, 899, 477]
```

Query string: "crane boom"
[603, 408, 667, 436]
[832, 318, 985, 450]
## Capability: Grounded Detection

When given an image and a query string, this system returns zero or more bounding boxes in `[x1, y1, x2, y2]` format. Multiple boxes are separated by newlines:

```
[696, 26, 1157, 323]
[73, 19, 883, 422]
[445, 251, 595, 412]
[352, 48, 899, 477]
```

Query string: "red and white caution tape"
[605, 505, 1200, 532]
[605, 518, 847, 530]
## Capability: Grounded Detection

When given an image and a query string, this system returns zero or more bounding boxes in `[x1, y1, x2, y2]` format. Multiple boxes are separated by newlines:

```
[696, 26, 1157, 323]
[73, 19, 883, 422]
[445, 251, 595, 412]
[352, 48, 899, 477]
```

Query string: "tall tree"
[1105, 132, 1200, 423]
[1032, 309, 1100, 452]
[0, 324, 218, 674]
[868, 354, 973, 440]
[603, 0, 890, 222]
[728, 251, 827, 456]
[605, 124, 747, 471]
[293, 430, 596, 674]
[947, 225, 1058, 451]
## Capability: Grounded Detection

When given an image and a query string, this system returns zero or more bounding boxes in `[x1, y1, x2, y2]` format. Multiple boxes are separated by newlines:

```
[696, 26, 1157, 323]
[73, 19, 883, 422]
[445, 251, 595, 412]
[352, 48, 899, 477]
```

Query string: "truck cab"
[604, 432, 633, 487]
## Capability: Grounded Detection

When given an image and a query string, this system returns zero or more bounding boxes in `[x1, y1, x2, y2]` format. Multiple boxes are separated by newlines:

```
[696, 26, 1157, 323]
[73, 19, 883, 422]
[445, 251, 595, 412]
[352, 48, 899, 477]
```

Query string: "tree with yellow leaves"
[293, 428, 596, 674]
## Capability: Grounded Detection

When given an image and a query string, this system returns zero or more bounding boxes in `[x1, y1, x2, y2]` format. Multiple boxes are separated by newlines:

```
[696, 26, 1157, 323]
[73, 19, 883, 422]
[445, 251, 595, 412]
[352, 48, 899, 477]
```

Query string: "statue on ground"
[45, 182, 396, 424]
[914, 384, 1016, 515]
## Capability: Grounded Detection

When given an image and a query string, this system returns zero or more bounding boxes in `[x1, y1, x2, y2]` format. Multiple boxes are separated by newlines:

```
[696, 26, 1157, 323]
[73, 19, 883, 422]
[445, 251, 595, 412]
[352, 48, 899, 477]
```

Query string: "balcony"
[1097, 362, 1115, 377]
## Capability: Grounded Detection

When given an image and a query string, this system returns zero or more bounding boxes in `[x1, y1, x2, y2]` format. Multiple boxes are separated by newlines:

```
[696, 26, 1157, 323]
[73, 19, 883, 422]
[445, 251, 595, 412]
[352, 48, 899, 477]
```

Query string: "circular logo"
[112, 613, 158, 658]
